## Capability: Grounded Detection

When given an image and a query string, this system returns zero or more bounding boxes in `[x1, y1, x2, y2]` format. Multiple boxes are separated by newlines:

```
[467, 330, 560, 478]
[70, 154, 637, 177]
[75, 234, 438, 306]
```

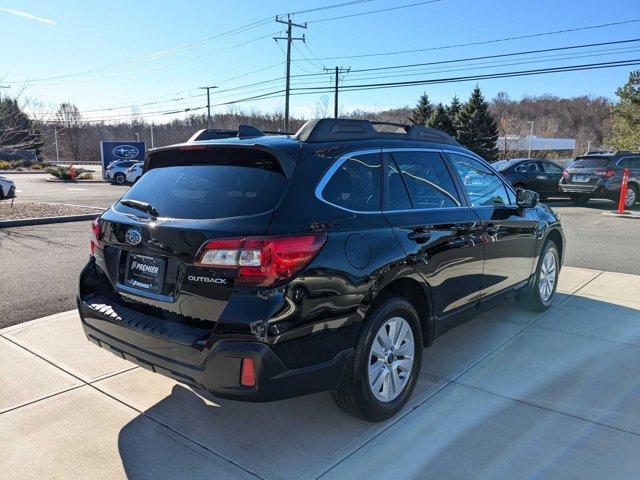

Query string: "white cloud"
[0, 7, 56, 25]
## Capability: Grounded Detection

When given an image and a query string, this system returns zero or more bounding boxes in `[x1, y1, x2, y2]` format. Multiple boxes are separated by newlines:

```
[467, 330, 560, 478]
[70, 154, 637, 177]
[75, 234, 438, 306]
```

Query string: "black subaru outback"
[78, 119, 564, 421]
[559, 151, 640, 207]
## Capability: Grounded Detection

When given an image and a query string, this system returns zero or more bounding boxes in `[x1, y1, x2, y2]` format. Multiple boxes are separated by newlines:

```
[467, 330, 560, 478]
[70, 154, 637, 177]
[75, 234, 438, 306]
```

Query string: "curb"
[45, 178, 108, 183]
[0, 171, 53, 175]
[602, 210, 640, 219]
[0, 213, 101, 228]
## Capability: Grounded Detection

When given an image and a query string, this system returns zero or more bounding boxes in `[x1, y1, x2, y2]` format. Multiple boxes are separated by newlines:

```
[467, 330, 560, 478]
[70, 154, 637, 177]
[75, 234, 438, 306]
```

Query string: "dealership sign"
[99, 141, 146, 177]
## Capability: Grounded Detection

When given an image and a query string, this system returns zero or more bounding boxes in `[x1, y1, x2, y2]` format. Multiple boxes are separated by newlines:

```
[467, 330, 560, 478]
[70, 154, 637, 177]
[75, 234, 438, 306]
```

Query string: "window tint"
[448, 153, 511, 207]
[389, 151, 460, 209]
[117, 164, 286, 219]
[387, 159, 412, 210]
[542, 162, 563, 174]
[322, 153, 382, 212]
[570, 157, 611, 168]
[515, 162, 541, 173]
[619, 157, 640, 169]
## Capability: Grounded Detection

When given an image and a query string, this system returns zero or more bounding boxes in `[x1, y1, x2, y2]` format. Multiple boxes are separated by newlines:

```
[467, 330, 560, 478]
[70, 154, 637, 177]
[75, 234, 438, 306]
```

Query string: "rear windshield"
[570, 157, 611, 168]
[116, 153, 286, 219]
[491, 161, 511, 172]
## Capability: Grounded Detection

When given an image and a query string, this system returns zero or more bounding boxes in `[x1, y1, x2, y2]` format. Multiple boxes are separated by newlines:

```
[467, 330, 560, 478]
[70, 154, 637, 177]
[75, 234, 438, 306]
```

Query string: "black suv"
[559, 151, 640, 207]
[78, 119, 564, 421]
[493, 158, 564, 199]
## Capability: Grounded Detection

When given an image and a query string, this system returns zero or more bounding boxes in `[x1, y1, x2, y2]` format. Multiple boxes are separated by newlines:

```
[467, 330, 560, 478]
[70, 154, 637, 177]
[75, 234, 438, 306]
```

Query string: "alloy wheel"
[539, 250, 557, 303]
[625, 188, 637, 207]
[368, 316, 415, 402]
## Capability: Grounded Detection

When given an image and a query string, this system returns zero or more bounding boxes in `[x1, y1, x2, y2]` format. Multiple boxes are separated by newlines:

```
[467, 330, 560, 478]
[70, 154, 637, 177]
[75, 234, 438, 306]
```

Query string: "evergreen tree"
[456, 86, 499, 159]
[427, 103, 456, 137]
[447, 95, 462, 122]
[0, 98, 41, 150]
[408, 92, 433, 125]
[607, 70, 640, 150]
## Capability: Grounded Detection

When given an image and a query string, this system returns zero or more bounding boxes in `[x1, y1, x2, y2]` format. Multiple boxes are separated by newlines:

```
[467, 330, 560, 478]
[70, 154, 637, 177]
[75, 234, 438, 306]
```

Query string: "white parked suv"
[106, 160, 138, 184]
[125, 162, 143, 184]
[0, 175, 16, 200]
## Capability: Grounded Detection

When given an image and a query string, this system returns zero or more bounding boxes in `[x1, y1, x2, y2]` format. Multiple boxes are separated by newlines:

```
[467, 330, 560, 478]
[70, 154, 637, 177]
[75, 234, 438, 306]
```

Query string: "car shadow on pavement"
[115, 295, 640, 480]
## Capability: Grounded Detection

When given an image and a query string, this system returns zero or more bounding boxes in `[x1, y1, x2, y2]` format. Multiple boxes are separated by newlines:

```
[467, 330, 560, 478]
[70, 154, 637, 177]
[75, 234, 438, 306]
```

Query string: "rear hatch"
[563, 156, 614, 186]
[89, 146, 290, 328]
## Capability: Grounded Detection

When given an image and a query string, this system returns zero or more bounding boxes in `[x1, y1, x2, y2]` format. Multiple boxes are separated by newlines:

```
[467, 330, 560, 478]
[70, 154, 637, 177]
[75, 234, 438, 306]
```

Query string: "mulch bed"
[0, 201, 103, 220]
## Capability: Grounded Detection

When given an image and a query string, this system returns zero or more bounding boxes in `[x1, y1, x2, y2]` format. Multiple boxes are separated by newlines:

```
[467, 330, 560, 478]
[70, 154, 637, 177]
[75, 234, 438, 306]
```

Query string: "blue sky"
[2, 0, 640, 123]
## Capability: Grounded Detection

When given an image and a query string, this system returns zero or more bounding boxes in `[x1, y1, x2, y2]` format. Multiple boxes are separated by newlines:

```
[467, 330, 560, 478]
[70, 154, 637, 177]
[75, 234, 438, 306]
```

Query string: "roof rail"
[294, 118, 460, 145]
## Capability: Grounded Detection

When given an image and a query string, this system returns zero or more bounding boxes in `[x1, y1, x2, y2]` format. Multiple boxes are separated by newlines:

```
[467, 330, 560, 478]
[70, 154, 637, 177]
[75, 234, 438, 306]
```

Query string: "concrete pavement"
[2, 266, 639, 479]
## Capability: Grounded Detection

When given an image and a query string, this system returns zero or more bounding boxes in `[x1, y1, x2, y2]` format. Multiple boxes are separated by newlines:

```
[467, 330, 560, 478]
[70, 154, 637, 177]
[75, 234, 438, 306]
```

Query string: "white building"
[497, 136, 576, 152]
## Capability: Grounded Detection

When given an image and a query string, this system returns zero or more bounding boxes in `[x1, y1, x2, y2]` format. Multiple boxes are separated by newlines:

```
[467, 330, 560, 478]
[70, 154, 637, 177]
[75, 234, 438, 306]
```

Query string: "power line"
[284, 0, 376, 16]
[302, 18, 640, 60]
[8, 17, 274, 84]
[307, 0, 443, 23]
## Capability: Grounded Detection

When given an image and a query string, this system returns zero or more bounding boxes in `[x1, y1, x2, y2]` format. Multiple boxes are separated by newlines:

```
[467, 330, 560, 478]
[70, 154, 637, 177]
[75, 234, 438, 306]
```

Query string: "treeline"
[4, 71, 640, 163]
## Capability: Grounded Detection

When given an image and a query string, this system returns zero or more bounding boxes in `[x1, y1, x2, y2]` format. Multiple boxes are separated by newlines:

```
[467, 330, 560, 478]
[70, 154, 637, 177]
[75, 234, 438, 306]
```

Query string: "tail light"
[90, 217, 101, 254]
[195, 234, 327, 287]
[562, 169, 569, 178]
[594, 168, 616, 178]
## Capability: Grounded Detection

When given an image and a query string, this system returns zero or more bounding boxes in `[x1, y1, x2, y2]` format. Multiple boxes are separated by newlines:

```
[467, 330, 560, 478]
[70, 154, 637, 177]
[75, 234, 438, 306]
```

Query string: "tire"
[113, 173, 126, 185]
[624, 185, 638, 209]
[332, 294, 423, 422]
[570, 195, 589, 206]
[516, 240, 559, 312]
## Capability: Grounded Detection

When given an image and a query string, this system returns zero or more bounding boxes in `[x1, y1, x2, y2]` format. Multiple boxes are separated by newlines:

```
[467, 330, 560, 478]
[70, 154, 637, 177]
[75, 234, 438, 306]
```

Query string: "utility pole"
[150, 124, 155, 148]
[54, 129, 60, 163]
[199, 86, 217, 129]
[274, 15, 306, 132]
[527, 121, 534, 158]
[323, 66, 350, 118]
[134, 132, 140, 142]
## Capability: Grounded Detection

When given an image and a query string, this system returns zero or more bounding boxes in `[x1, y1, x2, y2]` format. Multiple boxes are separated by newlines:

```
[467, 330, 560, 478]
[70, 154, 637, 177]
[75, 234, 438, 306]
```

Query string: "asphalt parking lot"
[2, 171, 128, 209]
[2, 266, 639, 479]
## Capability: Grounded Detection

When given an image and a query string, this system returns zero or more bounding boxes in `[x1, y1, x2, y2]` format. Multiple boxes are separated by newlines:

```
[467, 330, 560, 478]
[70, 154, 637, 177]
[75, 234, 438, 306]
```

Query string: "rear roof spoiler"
[294, 118, 460, 145]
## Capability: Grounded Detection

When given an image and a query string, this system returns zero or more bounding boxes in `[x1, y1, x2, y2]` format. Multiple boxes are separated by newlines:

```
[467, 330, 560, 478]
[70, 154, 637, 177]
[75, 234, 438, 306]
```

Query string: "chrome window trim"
[315, 147, 517, 214]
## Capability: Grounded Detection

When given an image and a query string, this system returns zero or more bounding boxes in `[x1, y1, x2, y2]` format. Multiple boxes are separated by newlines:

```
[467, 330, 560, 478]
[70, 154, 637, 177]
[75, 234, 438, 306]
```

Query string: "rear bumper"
[77, 297, 352, 402]
[559, 181, 617, 197]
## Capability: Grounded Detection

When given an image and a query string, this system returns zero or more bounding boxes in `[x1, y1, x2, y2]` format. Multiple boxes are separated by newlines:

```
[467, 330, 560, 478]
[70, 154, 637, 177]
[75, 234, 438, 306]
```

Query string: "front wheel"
[332, 294, 423, 422]
[516, 240, 559, 311]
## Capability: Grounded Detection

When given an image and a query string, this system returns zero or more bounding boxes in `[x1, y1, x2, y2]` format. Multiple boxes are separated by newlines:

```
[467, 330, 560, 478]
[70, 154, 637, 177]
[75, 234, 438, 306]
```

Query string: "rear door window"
[447, 153, 511, 207]
[321, 153, 382, 212]
[542, 162, 564, 174]
[116, 152, 287, 219]
[388, 151, 460, 209]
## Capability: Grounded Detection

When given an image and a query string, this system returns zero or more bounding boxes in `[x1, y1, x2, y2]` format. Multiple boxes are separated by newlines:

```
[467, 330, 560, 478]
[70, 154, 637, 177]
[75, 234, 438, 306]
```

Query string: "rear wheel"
[570, 195, 589, 206]
[516, 240, 559, 311]
[332, 294, 422, 422]
[624, 185, 638, 208]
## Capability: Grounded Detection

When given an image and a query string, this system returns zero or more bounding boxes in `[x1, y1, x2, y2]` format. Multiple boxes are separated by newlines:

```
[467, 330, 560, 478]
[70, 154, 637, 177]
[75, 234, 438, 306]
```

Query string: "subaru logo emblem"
[113, 145, 139, 159]
[125, 228, 142, 246]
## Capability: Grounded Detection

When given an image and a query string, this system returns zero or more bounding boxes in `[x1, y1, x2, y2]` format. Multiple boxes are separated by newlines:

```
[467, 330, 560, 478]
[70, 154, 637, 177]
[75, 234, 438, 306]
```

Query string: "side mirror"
[516, 188, 538, 208]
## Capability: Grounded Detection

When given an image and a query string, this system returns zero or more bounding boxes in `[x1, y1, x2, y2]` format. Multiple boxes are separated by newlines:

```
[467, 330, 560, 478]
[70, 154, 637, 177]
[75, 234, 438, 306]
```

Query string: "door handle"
[484, 223, 500, 235]
[407, 228, 431, 243]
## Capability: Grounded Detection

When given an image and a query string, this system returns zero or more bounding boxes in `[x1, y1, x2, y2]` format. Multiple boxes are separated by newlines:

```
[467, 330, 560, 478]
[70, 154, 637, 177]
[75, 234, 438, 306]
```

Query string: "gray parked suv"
[559, 151, 640, 207]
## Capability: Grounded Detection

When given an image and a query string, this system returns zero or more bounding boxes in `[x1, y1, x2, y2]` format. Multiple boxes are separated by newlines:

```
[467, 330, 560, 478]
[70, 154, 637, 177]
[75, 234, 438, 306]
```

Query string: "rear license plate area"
[124, 253, 165, 294]
[572, 175, 590, 183]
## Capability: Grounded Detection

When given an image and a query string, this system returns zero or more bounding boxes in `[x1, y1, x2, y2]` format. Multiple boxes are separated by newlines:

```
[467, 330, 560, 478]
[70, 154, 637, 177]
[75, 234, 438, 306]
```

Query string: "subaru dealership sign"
[100, 141, 146, 177]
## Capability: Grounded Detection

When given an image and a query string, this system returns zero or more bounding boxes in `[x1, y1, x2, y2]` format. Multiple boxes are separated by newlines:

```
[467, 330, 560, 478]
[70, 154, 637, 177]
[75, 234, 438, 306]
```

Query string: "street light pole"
[134, 132, 140, 142]
[54, 129, 60, 163]
[150, 124, 154, 148]
[527, 121, 534, 158]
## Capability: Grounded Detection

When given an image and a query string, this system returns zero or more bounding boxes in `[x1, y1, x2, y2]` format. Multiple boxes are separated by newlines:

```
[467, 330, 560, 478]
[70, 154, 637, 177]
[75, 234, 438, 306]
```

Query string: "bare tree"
[55, 103, 83, 162]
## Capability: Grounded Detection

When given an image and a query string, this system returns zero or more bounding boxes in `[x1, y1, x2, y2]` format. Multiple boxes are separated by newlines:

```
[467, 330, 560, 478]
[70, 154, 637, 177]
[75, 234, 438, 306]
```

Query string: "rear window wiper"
[120, 199, 159, 217]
